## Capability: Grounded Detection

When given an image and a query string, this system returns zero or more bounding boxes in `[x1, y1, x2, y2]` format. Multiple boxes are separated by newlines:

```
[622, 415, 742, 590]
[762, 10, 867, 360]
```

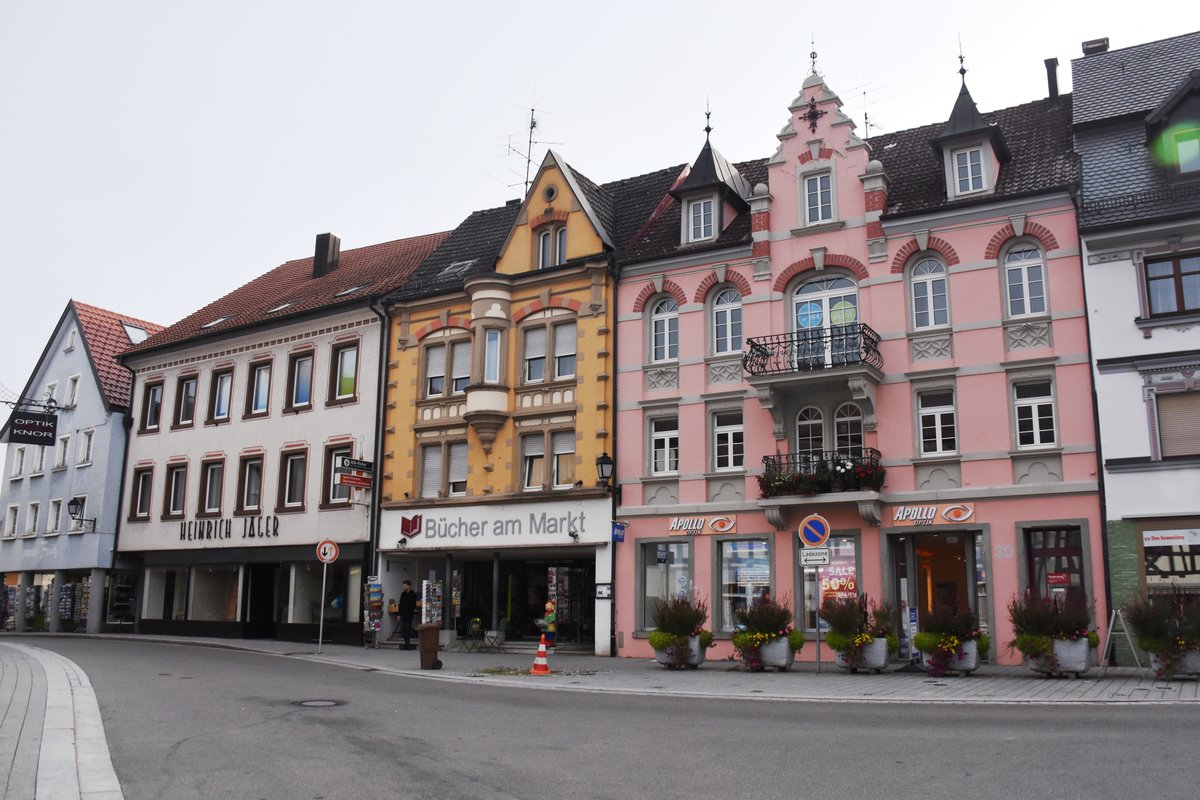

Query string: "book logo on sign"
[400, 514, 423, 538]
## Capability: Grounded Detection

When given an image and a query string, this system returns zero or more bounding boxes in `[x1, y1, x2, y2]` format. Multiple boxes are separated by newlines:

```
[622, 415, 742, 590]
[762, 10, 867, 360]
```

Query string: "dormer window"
[686, 197, 715, 242]
[953, 147, 984, 194]
[1177, 130, 1200, 175]
[537, 226, 567, 268]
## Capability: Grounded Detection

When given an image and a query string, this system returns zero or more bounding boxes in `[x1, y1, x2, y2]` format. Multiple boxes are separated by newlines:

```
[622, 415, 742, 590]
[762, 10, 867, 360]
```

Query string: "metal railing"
[742, 324, 882, 376]
[759, 448, 883, 497]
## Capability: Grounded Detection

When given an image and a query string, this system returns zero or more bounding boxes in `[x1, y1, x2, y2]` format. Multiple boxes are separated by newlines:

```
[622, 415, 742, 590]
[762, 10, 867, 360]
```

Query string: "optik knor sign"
[6, 411, 57, 446]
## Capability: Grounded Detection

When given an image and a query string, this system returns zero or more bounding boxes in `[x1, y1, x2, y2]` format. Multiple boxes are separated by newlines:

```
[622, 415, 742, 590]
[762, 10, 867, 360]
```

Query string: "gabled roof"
[125, 230, 449, 356]
[931, 81, 1011, 161]
[1145, 69, 1200, 127]
[74, 302, 164, 409]
[870, 94, 1077, 218]
[1072, 30, 1200, 125]
[670, 139, 752, 209]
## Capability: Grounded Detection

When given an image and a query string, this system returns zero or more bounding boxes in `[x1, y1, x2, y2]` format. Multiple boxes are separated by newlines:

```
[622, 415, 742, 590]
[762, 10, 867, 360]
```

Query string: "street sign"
[800, 548, 831, 565]
[316, 539, 340, 564]
[798, 514, 831, 548]
[335, 456, 373, 473]
[336, 473, 372, 489]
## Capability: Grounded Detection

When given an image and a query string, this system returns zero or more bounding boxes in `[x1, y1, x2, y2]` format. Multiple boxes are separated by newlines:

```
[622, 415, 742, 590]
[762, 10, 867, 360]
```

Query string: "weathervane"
[958, 36, 968, 83]
[810, 37, 818, 75]
[704, 100, 712, 141]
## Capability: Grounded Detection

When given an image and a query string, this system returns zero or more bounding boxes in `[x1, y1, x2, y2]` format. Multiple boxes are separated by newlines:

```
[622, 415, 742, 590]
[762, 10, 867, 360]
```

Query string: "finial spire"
[810, 37, 818, 75]
[704, 99, 712, 141]
[957, 36, 967, 84]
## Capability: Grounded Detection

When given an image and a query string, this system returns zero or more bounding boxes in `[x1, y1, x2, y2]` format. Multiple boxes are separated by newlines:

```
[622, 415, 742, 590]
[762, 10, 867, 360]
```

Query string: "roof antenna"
[503, 106, 563, 196]
[704, 99, 712, 142]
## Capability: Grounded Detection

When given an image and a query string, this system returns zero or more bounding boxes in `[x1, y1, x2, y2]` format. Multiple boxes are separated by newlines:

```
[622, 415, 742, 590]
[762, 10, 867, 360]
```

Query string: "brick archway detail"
[890, 236, 960, 274]
[693, 269, 753, 303]
[512, 296, 583, 323]
[984, 221, 1060, 260]
[772, 253, 868, 293]
[413, 316, 472, 341]
[631, 279, 688, 313]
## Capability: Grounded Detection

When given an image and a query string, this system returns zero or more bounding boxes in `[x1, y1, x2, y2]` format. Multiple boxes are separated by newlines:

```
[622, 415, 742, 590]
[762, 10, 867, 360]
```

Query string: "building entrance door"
[891, 532, 979, 657]
[242, 564, 278, 638]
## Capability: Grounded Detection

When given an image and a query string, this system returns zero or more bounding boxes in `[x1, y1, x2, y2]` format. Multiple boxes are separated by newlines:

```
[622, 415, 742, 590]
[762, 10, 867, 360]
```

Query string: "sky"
[0, 2, 1190, 404]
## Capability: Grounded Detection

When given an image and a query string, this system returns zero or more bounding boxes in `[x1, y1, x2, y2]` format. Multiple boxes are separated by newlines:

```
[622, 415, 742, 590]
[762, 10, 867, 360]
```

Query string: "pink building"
[614, 66, 1103, 665]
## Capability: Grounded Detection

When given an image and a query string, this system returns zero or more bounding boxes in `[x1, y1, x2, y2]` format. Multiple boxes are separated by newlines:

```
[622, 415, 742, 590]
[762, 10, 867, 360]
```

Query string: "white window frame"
[712, 410, 744, 472]
[712, 288, 743, 355]
[54, 435, 70, 469]
[450, 341, 471, 394]
[911, 258, 949, 329]
[804, 173, 833, 224]
[132, 469, 152, 519]
[202, 461, 224, 514]
[522, 434, 545, 491]
[447, 442, 468, 497]
[796, 407, 824, 461]
[483, 329, 502, 384]
[10, 446, 24, 478]
[918, 389, 958, 456]
[953, 146, 985, 195]
[551, 431, 575, 490]
[650, 298, 679, 363]
[553, 321, 577, 380]
[1176, 130, 1199, 175]
[77, 429, 94, 465]
[31, 446, 45, 475]
[68, 495, 87, 532]
[45, 381, 58, 406]
[176, 375, 198, 426]
[686, 196, 715, 243]
[143, 382, 163, 430]
[834, 403, 865, 454]
[537, 225, 568, 268]
[26, 502, 39, 536]
[4, 505, 17, 537]
[425, 343, 447, 396]
[650, 417, 680, 476]
[249, 363, 271, 415]
[282, 452, 306, 509]
[331, 343, 359, 401]
[1005, 246, 1047, 318]
[65, 374, 80, 408]
[211, 370, 233, 421]
[327, 446, 352, 505]
[47, 499, 61, 535]
[1013, 379, 1057, 450]
[239, 457, 263, 513]
[523, 327, 547, 384]
[166, 466, 187, 517]
[289, 354, 314, 409]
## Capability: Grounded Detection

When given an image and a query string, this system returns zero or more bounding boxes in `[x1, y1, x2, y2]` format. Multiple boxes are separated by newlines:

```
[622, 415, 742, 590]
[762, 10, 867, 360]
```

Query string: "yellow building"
[377, 152, 658, 653]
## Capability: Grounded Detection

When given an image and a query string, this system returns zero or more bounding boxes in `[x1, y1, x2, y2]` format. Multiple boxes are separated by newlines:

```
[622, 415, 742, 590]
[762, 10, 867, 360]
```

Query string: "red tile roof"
[72, 301, 164, 409]
[126, 230, 450, 355]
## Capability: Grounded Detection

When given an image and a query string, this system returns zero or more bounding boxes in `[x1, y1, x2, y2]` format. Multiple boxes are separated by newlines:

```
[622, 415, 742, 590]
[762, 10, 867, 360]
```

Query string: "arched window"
[792, 276, 858, 367]
[796, 407, 823, 465]
[834, 403, 864, 454]
[1005, 246, 1046, 317]
[712, 288, 742, 355]
[650, 298, 679, 362]
[911, 258, 948, 329]
[537, 226, 567, 268]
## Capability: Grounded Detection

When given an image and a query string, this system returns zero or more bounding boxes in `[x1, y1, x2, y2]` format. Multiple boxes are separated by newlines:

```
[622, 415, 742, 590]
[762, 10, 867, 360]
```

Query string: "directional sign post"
[315, 540, 339, 654]
[335, 457, 373, 490]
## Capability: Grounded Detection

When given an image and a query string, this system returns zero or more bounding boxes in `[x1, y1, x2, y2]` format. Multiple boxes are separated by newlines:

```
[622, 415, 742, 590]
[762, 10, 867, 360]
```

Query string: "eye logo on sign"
[708, 516, 736, 533]
[941, 504, 975, 523]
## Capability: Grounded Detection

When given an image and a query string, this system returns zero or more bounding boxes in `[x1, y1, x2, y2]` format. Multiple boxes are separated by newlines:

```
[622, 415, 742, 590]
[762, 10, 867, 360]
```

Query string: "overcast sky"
[0, 2, 1188, 404]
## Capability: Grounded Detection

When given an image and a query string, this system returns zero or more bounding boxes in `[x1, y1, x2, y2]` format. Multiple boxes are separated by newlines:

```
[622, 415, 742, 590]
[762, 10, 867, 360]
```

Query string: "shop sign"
[1143, 529, 1200, 548]
[1144, 529, 1200, 588]
[179, 515, 281, 542]
[1046, 572, 1071, 587]
[666, 515, 736, 535]
[890, 502, 975, 527]
[611, 522, 627, 542]
[383, 498, 611, 550]
[6, 411, 57, 445]
[335, 456, 373, 489]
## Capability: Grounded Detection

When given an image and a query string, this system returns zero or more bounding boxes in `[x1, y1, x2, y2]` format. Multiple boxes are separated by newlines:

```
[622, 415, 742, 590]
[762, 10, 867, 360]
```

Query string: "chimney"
[1044, 57, 1060, 99]
[313, 233, 341, 278]
[1081, 38, 1109, 57]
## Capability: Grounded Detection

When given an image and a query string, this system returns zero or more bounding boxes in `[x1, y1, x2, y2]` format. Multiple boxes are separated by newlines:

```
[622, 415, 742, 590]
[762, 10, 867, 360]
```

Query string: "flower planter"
[653, 635, 706, 669]
[1150, 650, 1200, 679]
[758, 637, 795, 671]
[834, 636, 890, 673]
[919, 639, 979, 675]
[1028, 638, 1092, 677]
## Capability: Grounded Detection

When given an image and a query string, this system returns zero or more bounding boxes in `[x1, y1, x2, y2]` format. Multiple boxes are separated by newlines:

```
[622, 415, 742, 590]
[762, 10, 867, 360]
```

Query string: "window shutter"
[452, 341, 471, 379]
[426, 344, 446, 377]
[1159, 392, 1200, 457]
[421, 447, 442, 497]
[552, 430, 575, 455]
[525, 328, 547, 360]
[554, 322, 576, 357]
[448, 443, 468, 484]
[523, 434, 545, 457]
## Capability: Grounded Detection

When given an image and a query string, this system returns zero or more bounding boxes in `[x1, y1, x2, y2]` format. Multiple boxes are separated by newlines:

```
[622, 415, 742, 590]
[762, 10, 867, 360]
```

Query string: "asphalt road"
[31, 638, 1195, 800]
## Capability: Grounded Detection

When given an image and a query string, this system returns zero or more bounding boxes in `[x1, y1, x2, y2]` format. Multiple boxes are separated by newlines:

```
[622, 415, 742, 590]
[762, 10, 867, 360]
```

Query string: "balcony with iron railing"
[757, 448, 885, 528]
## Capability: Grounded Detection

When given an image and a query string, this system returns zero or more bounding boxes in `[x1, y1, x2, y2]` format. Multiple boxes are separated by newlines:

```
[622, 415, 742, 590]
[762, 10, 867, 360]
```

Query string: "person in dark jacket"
[397, 580, 418, 650]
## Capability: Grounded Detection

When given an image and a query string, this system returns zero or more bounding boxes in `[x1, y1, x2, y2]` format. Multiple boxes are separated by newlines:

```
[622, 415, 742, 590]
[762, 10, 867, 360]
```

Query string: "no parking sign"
[798, 514, 831, 548]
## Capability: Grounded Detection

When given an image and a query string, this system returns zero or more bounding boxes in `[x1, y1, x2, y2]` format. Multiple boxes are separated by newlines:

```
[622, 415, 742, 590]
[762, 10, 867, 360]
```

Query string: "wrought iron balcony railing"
[758, 448, 884, 498]
[742, 324, 882, 376]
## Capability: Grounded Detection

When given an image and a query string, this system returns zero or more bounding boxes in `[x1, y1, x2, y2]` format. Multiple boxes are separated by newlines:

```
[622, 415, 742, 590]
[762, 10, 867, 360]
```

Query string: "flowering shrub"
[824, 594, 899, 670]
[914, 603, 990, 677]
[1124, 591, 1200, 678]
[648, 594, 714, 669]
[731, 597, 805, 671]
[1006, 591, 1096, 672]
[757, 459, 886, 498]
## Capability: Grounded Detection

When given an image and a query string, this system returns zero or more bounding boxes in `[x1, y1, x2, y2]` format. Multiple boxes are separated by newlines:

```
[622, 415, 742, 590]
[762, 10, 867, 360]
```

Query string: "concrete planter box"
[834, 636, 890, 673]
[653, 635, 707, 669]
[1150, 649, 1200, 678]
[1029, 638, 1092, 677]
[919, 639, 979, 675]
[758, 637, 795, 671]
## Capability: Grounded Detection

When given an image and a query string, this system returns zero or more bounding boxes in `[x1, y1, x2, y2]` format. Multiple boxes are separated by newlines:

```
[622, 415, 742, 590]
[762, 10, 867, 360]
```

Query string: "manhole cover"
[293, 699, 347, 708]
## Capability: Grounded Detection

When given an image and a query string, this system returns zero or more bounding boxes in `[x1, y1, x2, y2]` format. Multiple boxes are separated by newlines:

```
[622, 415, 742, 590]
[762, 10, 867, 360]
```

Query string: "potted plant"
[1006, 591, 1098, 677]
[1122, 591, 1200, 679]
[647, 594, 714, 669]
[821, 594, 898, 673]
[731, 596, 806, 672]
[911, 603, 990, 677]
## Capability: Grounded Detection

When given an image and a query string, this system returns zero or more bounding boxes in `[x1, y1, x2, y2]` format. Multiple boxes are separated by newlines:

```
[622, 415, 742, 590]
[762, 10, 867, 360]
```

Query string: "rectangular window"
[4, 505, 17, 537]
[174, 376, 197, 427]
[131, 468, 153, 520]
[190, 566, 241, 621]
[237, 456, 263, 514]
[1177, 133, 1200, 175]
[801, 535, 858, 630]
[247, 362, 271, 416]
[688, 197, 714, 241]
[1014, 380, 1056, 448]
[805, 174, 832, 223]
[522, 434, 545, 490]
[1026, 527, 1086, 605]
[919, 389, 957, 455]
[164, 465, 187, 518]
[1158, 390, 1200, 457]
[552, 431, 575, 489]
[200, 460, 224, 515]
[323, 446, 352, 506]
[425, 344, 446, 396]
[47, 499, 61, 535]
[68, 496, 87, 532]
[483, 329, 502, 384]
[554, 322, 577, 379]
[32, 446, 45, 474]
[142, 567, 189, 622]
[641, 541, 691, 630]
[330, 343, 358, 402]
[954, 147, 984, 193]
[524, 328, 547, 383]
[280, 451, 307, 510]
[78, 430, 94, 465]
[65, 375, 80, 407]
[450, 341, 471, 394]
[421, 445, 443, 499]
[712, 411, 744, 471]
[26, 502, 39, 536]
[141, 382, 163, 431]
[209, 369, 233, 422]
[650, 417, 679, 475]
[287, 353, 314, 410]
[55, 435, 70, 469]
[1006, 249, 1047, 317]
[447, 442, 468, 496]
[1145, 254, 1200, 317]
[718, 538, 771, 631]
[9, 446, 24, 478]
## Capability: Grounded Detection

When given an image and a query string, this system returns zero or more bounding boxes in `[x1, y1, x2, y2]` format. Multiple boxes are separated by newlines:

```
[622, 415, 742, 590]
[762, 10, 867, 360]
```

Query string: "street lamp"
[595, 452, 620, 503]
[66, 497, 95, 531]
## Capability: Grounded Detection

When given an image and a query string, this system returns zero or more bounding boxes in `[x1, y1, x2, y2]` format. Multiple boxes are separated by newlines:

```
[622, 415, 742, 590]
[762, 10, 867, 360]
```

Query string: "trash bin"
[417, 623, 442, 670]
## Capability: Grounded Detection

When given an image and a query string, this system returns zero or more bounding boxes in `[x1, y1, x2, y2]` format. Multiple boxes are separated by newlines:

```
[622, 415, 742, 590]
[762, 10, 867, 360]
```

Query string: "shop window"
[1013, 379, 1057, 449]
[650, 417, 679, 476]
[130, 467, 153, 521]
[245, 361, 272, 418]
[142, 567, 189, 621]
[285, 352, 314, 412]
[198, 459, 224, 516]
[140, 381, 163, 432]
[641, 541, 691, 630]
[174, 375, 198, 427]
[236, 455, 263, 514]
[712, 411, 744, 471]
[328, 342, 359, 403]
[290, 562, 360, 624]
[918, 389, 957, 456]
[717, 538, 771, 632]
[322, 445, 353, 507]
[189, 566, 241, 621]
[163, 465, 187, 519]
[801, 535, 858, 630]
[208, 368, 233, 424]
[711, 288, 743, 355]
[1005, 247, 1047, 318]
[278, 450, 307, 512]
[1144, 253, 1200, 317]
[1158, 390, 1200, 457]
[911, 258, 949, 329]
[1025, 527, 1086, 606]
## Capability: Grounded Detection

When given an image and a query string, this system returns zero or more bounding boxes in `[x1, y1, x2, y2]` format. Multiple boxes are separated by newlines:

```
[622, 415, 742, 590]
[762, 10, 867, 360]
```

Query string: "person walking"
[397, 580, 418, 650]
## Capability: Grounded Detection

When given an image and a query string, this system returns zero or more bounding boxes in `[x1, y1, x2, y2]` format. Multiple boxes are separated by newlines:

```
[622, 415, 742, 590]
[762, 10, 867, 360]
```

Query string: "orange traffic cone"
[530, 634, 552, 676]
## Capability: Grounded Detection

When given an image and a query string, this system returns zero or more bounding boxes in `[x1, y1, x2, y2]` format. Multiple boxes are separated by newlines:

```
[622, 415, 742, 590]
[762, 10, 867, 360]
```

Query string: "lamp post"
[596, 452, 620, 658]
[66, 497, 95, 531]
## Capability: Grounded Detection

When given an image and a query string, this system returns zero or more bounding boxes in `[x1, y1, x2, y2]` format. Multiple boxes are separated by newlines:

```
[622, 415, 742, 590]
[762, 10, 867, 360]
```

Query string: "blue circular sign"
[798, 514, 831, 548]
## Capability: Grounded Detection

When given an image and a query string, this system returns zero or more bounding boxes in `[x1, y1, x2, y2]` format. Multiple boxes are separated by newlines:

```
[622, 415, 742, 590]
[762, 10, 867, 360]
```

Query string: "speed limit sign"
[316, 539, 340, 564]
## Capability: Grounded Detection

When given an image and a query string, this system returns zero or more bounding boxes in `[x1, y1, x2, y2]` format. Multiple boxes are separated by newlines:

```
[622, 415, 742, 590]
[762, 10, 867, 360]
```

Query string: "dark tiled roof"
[603, 164, 687, 252]
[73, 302, 164, 409]
[1072, 30, 1200, 125]
[870, 95, 1078, 218]
[389, 203, 522, 302]
[671, 140, 753, 202]
[126, 231, 449, 355]
[568, 165, 616, 246]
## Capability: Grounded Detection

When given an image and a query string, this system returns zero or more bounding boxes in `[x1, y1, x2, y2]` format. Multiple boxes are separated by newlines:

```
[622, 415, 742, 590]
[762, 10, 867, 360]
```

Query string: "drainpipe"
[368, 300, 389, 598]
[608, 256, 619, 657]
[110, 413, 135, 633]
